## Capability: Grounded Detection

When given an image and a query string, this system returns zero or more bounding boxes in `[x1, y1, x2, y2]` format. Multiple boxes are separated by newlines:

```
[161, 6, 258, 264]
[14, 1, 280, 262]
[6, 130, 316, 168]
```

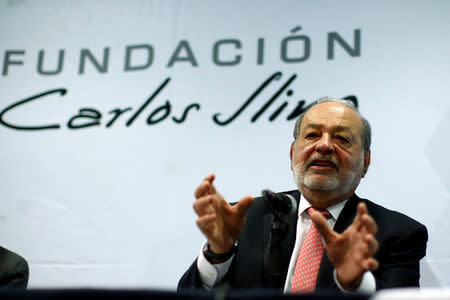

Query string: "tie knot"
[307, 207, 331, 219]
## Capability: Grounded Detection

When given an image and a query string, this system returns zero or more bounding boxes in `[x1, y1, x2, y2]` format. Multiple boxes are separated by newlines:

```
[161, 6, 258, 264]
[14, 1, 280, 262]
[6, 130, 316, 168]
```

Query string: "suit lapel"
[333, 194, 360, 233]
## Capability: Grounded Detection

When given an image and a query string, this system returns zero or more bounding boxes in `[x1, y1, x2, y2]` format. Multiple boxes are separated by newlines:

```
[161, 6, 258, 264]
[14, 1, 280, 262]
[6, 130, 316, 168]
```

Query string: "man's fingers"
[365, 234, 379, 255]
[194, 173, 216, 198]
[205, 173, 215, 182]
[196, 214, 217, 235]
[353, 202, 368, 230]
[354, 203, 379, 235]
[194, 182, 208, 199]
[234, 196, 254, 217]
[364, 257, 379, 271]
[193, 195, 214, 216]
[310, 211, 337, 244]
[357, 202, 368, 215]
[361, 214, 378, 235]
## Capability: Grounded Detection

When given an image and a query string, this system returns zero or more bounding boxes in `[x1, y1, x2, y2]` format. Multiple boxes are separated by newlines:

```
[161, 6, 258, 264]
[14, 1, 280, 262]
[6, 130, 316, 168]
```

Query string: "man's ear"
[290, 141, 295, 170]
[362, 149, 371, 177]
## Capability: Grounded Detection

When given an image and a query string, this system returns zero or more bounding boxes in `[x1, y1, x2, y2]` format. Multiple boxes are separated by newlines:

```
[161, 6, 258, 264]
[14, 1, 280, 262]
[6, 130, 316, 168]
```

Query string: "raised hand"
[310, 202, 379, 291]
[193, 173, 254, 256]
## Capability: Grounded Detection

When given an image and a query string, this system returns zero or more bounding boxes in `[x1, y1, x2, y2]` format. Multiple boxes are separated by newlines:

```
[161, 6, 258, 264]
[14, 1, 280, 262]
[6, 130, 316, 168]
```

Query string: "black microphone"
[262, 189, 296, 216]
[262, 189, 297, 288]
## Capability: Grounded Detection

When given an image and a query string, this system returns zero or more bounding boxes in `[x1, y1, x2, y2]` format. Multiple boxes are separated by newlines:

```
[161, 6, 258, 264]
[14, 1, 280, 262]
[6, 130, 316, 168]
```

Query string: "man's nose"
[315, 134, 334, 154]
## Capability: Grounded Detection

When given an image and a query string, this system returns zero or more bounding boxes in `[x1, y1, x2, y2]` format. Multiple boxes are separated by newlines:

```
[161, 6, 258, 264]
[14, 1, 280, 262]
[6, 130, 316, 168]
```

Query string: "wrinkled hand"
[193, 173, 254, 255]
[311, 202, 379, 291]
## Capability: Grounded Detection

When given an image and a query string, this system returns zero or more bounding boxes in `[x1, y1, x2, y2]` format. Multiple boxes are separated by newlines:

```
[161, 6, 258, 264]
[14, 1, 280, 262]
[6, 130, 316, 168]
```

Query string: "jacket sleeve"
[177, 259, 203, 291]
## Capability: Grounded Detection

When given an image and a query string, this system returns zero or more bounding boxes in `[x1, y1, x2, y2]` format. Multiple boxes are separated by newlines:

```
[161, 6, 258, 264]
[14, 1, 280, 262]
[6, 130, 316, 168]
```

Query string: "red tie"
[291, 207, 331, 293]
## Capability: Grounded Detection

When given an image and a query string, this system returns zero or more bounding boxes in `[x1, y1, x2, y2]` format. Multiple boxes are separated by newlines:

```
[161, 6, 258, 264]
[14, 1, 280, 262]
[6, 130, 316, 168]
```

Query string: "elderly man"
[178, 98, 428, 293]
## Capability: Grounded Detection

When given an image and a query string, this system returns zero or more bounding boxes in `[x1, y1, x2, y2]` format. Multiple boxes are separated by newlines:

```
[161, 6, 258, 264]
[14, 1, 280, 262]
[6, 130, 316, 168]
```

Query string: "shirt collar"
[298, 193, 348, 221]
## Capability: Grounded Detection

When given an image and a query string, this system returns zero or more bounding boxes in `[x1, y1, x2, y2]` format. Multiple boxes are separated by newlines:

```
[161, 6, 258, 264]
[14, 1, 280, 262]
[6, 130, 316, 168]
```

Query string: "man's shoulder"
[353, 195, 427, 234]
[0, 246, 29, 273]
[0, 246, 26, 260]
[0, 246, 29, 288]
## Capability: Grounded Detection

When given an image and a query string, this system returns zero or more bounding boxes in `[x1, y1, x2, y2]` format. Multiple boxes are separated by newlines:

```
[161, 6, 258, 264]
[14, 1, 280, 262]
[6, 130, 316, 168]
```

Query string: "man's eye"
[336, 135, 350, 143]
[305, 133, 319, 139]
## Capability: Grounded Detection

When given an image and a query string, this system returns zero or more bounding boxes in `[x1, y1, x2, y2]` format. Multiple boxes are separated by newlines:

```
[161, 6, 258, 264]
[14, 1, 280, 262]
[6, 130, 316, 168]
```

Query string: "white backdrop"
[0, 0, 449, 289]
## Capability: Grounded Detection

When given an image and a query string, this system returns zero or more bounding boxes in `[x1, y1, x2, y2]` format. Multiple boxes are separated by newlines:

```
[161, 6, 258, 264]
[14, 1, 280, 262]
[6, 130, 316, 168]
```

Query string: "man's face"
[290, 102, 369, 201]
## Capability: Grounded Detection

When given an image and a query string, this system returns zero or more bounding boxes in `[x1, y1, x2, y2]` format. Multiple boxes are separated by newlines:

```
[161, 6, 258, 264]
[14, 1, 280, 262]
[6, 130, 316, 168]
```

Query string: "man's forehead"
[303, 123, 353, 132]
[300, 102, 362, 132]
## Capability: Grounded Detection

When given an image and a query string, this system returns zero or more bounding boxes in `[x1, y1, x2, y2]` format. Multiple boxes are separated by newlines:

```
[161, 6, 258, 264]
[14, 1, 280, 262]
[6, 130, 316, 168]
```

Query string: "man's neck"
[299, 187, 355, 209]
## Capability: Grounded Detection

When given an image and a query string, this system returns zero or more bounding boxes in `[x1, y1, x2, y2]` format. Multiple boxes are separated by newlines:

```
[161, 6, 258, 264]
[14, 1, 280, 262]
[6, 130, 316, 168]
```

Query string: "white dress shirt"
[197, 193, 376, 293]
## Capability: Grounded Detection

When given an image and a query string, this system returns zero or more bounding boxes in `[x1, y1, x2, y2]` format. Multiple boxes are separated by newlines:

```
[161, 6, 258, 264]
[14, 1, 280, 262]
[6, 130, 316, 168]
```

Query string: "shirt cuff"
[333, 269, 376, 293]
[196, 242, 234, 290]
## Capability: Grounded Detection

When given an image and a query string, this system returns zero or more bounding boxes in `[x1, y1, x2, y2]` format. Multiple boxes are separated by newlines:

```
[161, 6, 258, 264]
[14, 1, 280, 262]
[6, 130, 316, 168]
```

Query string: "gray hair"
[293, 97, 371, 152]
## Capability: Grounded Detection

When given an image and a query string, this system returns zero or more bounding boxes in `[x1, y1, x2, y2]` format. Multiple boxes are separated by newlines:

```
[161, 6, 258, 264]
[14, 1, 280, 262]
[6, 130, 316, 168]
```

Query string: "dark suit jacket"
[178, 191, 428, 292]
[0, 246, 29, 288]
